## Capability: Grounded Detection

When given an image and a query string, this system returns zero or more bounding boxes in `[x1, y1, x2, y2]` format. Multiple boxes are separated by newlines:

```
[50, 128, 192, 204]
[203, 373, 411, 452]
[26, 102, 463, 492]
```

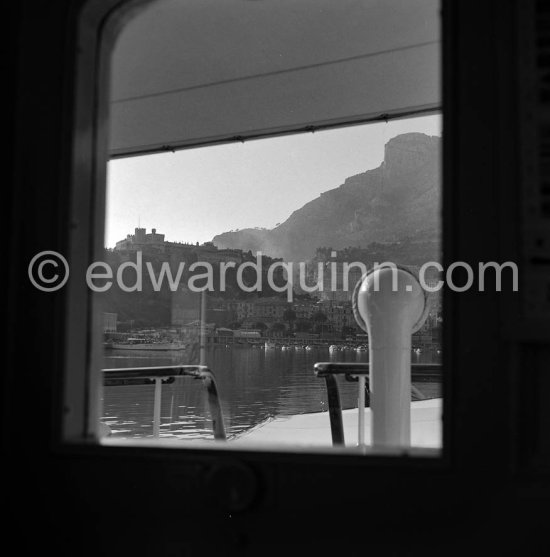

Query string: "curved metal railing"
[314, 362, 442, 446]
[102, 365, 226, 440]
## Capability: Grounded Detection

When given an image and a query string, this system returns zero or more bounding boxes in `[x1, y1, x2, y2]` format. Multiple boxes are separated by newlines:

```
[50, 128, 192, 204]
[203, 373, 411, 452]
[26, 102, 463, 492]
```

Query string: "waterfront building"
[294, 300, 318, 320]
[250, 297, 289, 322]
[224, 300, 255, 322]
[318, 300, 361, 334]
[103, 312, 117, 333]
[180, 320, 216, 336]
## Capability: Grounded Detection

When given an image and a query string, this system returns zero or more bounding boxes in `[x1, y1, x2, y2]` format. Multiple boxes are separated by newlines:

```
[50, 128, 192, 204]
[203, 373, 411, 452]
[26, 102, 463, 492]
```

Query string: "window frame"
[60, 0, 452, 469]
[10, 1, 541, 551]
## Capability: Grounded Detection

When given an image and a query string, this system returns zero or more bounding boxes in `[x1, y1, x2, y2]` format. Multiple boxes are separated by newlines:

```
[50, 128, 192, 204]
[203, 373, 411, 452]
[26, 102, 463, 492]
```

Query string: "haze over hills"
[212, 133, 441, 263]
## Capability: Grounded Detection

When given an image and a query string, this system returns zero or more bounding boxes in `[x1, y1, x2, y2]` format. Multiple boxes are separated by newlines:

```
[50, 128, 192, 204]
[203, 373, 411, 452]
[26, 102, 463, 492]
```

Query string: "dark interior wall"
[4, 0, 550, 555]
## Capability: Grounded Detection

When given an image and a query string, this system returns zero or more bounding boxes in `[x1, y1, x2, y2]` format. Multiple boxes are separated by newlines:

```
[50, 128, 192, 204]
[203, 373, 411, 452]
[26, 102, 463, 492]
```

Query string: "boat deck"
[234, 398, 442, 449]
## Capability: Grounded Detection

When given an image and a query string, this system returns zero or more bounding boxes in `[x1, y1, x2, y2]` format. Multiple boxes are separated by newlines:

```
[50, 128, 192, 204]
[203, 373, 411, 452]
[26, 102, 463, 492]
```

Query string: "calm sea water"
[102, 346, 441, 440]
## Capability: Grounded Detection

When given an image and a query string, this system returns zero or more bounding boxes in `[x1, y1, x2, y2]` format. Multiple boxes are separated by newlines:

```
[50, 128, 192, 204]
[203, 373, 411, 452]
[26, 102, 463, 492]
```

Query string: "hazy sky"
[105, 114, 441, 248]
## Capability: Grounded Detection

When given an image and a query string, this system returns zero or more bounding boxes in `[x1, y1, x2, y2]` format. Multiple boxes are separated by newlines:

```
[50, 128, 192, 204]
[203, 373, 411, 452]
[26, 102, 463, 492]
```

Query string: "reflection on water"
[102, 346, 441, 441]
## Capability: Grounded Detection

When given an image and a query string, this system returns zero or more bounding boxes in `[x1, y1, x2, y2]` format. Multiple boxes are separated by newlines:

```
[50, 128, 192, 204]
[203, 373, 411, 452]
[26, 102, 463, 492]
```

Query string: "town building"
[115, 227, 168, 251]
[114, 228, 243, 265]
[317, 300, 361, 333]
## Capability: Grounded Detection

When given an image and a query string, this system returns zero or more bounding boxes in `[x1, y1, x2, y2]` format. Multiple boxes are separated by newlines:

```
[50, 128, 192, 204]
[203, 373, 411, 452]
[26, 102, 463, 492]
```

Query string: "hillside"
[213, 133, 441, 262]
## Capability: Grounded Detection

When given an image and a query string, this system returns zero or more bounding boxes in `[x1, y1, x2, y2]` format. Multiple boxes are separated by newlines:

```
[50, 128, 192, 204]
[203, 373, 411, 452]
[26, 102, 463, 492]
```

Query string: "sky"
[105, 114, 441, 248]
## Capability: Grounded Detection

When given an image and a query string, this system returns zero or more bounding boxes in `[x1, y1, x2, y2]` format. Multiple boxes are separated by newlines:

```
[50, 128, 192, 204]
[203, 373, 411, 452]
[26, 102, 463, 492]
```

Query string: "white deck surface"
[234, 398, 442, 449]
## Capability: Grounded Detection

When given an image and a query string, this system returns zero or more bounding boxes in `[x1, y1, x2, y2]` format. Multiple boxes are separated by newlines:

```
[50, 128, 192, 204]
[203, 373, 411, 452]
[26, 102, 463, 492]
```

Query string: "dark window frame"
[61, 0, 451, 467]
[8, 3, 536, 549]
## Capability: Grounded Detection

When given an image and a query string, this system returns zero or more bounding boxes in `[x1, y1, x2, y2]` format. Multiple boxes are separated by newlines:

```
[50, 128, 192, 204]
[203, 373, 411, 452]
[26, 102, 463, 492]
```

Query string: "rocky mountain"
[212, 133, 441, 262]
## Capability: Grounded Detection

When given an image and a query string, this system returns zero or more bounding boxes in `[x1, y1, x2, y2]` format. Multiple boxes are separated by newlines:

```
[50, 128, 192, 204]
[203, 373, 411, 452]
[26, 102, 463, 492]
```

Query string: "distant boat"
[356, 345, 367, 352]
[305, 345, 315, 351]
[329, 345, 338, 352]
[107, 341, 186, 351]
[265, 340, 277, 349]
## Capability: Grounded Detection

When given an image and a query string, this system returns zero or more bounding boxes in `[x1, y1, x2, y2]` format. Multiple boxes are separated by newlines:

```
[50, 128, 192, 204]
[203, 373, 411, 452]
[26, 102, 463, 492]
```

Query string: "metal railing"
[101, 362, 440, 445]
[314, 362, 442, 447]
[102, 365, 226, 440]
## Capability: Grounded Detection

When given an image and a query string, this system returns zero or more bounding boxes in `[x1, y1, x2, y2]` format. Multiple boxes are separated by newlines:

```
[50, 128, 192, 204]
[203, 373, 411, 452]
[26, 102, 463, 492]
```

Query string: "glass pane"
[98, 116, 443, 451]
[95, 0, 443, 453]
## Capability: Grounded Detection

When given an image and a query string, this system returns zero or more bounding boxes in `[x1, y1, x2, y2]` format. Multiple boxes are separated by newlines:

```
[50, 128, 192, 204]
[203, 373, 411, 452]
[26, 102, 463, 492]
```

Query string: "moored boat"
[107, 341, 186, 351]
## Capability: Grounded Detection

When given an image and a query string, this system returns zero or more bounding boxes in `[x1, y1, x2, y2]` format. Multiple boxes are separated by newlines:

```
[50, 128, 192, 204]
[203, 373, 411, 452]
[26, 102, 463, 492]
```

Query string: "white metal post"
[357, 375, 366, 447]
[199, 290, 207, 366]
[355, 266, 428, 449]
[153, 377, 162, 438]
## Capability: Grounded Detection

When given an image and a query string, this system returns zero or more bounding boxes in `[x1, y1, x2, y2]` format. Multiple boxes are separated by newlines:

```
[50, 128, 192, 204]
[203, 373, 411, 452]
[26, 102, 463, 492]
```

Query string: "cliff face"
[213, 133, 441, 262]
